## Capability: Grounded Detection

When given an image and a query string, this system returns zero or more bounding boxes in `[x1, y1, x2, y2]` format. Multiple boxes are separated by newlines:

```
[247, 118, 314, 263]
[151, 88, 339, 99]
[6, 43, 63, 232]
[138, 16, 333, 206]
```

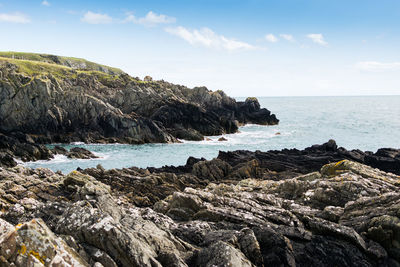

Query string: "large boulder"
[0, 218, 89, 266]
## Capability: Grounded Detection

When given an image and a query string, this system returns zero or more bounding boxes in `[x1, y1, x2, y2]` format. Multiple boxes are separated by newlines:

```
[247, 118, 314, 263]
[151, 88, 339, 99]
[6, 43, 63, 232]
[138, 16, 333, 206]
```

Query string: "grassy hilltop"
[0, 52, 124, 74]
[0, 51, 129, 85]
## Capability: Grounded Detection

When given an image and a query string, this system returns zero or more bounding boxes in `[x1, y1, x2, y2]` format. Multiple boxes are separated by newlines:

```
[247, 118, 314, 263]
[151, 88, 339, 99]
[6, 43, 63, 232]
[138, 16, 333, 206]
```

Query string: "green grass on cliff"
[0, 51, 124, 75]
[0, 52, 178, 88]
[0, 56, 76, 79]
[0, 52, 132, 86]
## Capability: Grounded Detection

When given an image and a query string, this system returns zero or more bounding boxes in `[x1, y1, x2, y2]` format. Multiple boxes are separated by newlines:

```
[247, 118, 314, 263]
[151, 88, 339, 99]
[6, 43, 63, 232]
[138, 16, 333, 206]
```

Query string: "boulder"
[0, 218, 89, 266]
[67, 147, 98, 159]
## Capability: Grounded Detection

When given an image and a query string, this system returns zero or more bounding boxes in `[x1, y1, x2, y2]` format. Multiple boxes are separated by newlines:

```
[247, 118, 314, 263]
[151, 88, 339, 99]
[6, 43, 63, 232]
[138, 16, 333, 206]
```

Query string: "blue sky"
[1, 0, 400, 96]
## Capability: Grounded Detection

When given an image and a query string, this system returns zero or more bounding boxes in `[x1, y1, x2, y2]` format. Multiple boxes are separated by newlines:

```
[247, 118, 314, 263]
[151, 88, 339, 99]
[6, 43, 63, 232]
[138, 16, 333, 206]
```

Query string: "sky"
[0, 0, 400, 96]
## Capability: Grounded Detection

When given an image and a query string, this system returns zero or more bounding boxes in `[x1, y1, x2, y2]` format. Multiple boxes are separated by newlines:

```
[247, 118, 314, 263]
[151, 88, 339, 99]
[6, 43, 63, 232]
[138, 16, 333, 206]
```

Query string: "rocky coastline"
[1, 140, 400, 266]
[0, 52, 277, 166]
[1, 53, 400, 266]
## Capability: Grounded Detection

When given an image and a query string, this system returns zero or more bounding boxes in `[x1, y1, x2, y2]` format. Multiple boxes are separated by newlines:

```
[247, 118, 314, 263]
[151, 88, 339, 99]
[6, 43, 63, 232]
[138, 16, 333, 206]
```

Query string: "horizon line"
[233, 94, 400, 98]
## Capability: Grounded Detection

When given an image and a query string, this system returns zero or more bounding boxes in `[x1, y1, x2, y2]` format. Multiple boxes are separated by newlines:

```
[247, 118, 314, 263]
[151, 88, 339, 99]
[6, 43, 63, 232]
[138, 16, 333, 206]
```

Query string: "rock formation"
[1, 52, 400, 266]
[1, 140, 400, 266]
[0, 52, 278, 163]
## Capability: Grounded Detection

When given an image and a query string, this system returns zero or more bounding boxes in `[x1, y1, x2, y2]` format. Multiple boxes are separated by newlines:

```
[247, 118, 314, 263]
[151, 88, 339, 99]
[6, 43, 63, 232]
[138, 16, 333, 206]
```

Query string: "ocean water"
[24, 96, 400, 173]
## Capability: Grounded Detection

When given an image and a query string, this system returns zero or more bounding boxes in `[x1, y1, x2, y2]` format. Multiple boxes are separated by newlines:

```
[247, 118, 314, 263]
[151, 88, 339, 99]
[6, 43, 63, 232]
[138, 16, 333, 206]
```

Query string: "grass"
[0, 53, 131, 86]
[0, 56, 76, 80]
[0, 52, 176, 89]
[0, 51, 124, 75]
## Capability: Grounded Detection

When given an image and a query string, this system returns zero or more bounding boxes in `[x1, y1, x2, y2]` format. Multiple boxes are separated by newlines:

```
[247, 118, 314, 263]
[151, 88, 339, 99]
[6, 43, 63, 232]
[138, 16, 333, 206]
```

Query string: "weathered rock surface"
[0, 53, 278, 165]
[150, 140, 400, 180]
[216, 139, 400, 176]
[0, 218, 89, 266]
[66, 147, 98, 159]
[1, 154, 400, 266]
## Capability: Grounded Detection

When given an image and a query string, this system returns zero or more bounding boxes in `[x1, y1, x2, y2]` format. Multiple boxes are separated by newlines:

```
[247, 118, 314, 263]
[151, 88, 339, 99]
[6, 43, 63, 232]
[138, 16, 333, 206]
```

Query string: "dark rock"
[217, 140, 400, 176]
[52, 145, 68, 155]
[0, 152, 17, 167]
[194, 240, 254, 267]
[1, 157, 400, 266]
[67, 147, 98, 159]
[0, 132, 53, 166]
[192, 158, 232, 181]
[218, 137, 228, 141]
[0, 56, 278, 147]
[235, 97, 279, 125]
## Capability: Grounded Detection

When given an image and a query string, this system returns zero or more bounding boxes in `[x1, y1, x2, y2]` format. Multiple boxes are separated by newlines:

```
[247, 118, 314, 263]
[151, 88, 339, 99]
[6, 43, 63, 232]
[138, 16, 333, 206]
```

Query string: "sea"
[23, 96, 400, 173]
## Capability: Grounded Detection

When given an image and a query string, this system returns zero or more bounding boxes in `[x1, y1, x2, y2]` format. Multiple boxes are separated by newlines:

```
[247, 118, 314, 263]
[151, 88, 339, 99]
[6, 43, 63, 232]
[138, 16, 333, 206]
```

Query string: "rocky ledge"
[1, 140, 400, 266]
[0, 52, 278, 164]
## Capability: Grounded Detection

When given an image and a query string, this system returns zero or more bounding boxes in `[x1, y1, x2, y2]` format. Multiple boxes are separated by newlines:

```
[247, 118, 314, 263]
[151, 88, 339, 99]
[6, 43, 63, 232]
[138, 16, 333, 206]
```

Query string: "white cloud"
[355, 61, 400, 72]
[41, 1, 50, 6]
[307, 33, 328, 46]
[165, 26, 255, 51]
[280, 34, 294, 42]
[125, 11, 176, 26]
[138, 11, 176, 26]
[0, 12, 30, 23]
[124, 14, 135, 23]
[265, 34, 278, 43]
[81, 11, 112, 24]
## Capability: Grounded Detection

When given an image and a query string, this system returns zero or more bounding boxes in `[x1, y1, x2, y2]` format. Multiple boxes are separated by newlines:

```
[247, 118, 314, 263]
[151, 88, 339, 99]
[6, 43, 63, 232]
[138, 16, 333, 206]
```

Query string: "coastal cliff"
[0, 52, 279, 166]
[0, 52, 277, 164]
[1, 141, 400, 266]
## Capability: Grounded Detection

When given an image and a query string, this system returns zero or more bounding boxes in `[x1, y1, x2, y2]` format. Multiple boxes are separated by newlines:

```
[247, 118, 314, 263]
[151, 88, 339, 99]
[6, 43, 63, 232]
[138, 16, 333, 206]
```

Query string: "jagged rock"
[235, 97, 279, 125]
[0, 219, 13, 235]
[0, 54, 278, 152]
[81, 167, 206, 207]
[194, 240, 254, 267]
[67, 147, 98, 159]
[192, 159, 232, 181]
[1, 146, 400, 266]
[217, 140, 400, 176]
[52, 146, 68, 155]
[365, 148, 400, 176]
[0, 152, 17, 168]
[0, 133, 53, 165]
[218, 137, 228, 141]
[0, 218, 89, 266]
[228, 159, 261, 179]
[238, 228, 264, 267]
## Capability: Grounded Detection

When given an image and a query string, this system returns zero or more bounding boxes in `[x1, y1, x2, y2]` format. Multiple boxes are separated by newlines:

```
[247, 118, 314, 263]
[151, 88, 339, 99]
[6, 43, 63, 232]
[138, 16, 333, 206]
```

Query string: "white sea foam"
[70, 142, 85, 145]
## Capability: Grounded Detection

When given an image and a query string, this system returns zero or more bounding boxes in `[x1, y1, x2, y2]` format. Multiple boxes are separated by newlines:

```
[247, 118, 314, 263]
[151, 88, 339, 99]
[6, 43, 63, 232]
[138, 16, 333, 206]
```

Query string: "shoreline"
[17, 139, 400, 176]
[1, 140, 400, 266]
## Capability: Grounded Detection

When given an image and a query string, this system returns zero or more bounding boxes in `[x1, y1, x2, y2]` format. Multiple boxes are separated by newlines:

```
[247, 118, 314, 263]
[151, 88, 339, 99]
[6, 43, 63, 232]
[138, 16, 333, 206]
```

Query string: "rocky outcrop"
[1, 157, 400, 266]
[66, 147, 98, 159]
[0, 53, 278, 165]
[150, 140, 400, 179]
[0, 218, 89, 266]
[0, 132, 53, 166]
[217, 139, 400, 176]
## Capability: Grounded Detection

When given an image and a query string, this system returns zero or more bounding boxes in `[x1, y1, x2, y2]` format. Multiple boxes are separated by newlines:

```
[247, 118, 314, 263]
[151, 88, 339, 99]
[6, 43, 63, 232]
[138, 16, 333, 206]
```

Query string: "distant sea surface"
[24, 96, 400, 173]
